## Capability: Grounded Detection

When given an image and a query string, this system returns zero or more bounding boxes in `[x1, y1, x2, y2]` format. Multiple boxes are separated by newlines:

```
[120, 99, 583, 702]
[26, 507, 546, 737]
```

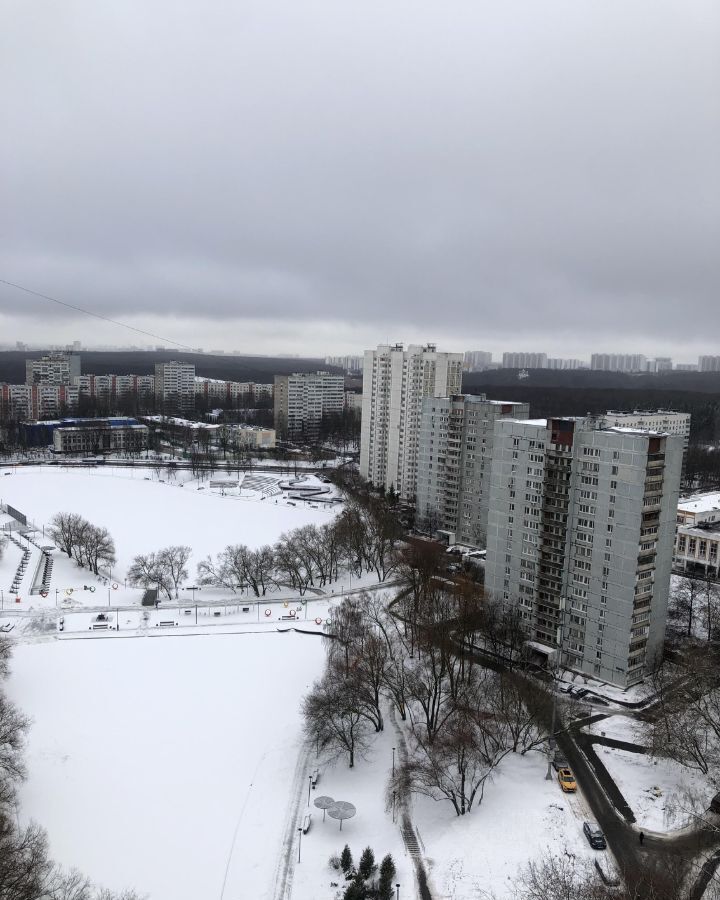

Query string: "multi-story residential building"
[195, 378, 273, 407]
[324, 355, 364, 373]
[502, 352, 547, 369]
[154, 361, 195, 412]
[25, 352, 81, 385]
[546, 358, 587, 370]
[52, 418, 149, 454]
[601, 410, 691, 456]
[463, 351, 493, 371]
[74, 374, 155, 403]
[675, 363, 699, 372]
[0, 384, 79, 420]
[485, 417, 683, 687]
[699, 356, 720, 373]
[416, 394, 530, 547]
[590, 354, 647, 373]
[674, 491, 720, 578]
[360, 344, 463, 500]
[273, 371, 345, 440]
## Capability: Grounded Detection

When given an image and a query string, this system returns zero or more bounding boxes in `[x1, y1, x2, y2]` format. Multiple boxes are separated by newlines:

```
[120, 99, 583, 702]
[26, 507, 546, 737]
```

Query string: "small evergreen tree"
[340, 844, 354, 876]
[378, 854, 397, 900]
[357, 846, 376, 881]
[343, 882, 367, 900]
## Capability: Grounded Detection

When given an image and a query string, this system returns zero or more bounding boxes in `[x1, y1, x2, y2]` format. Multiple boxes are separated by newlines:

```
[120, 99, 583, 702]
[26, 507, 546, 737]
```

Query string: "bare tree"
[158, 546, 191, 599]
[198, 544, 275, 597]
[303, 672, 373, 768]
[127, 552, 172, 599]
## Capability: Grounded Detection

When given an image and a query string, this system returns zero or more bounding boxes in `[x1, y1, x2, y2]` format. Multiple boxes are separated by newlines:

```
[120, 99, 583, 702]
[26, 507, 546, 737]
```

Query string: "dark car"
[583, 821, 606, 850]
[710, 793, 720, 814]
[552, 749, 569, 771]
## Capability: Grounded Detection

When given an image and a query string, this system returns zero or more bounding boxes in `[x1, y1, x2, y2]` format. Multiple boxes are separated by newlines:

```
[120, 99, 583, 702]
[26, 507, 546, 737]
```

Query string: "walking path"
[388, 704, 433, 900]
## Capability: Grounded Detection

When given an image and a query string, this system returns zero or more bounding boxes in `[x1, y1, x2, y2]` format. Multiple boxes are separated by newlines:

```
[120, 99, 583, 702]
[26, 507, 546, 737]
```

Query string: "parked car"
[710, 793, 720, 814]
[583, 821, 606, 850]
[552, 749, 569, 771]
[557, 768, 577, 792]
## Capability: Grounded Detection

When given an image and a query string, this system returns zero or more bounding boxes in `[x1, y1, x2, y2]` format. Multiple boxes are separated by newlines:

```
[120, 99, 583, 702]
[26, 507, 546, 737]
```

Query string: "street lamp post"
[307, 775, 312, 806]
[297, 826, 303, 863]
[392, 790, 396, 824]
[396, 884, 400, 899]
[392, 747, 396, 776]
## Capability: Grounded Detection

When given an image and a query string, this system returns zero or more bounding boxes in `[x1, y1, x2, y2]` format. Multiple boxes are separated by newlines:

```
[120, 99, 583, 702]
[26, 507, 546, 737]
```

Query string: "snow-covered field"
[598, 746, 712, 832]
[0, 466, 339, 611]
[6, 631, 326, 900]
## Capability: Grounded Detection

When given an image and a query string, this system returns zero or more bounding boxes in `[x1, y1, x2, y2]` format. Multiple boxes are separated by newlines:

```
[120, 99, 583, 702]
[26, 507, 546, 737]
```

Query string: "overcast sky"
[1, 1, 718, 360]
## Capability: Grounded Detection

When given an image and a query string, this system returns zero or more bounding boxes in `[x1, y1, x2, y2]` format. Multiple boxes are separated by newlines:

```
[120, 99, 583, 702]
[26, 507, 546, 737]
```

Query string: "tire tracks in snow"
[272, 741, 311, 900]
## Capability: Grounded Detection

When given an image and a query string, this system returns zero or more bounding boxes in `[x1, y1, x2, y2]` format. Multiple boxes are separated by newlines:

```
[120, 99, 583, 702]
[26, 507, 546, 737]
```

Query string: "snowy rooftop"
[678, 492, 720, 514]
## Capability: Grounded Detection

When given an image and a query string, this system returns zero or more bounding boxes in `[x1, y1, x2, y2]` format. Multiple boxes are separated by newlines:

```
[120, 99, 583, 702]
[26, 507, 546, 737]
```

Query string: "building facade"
[502, 352, 547, 369]
[25, 353, 81, 385]
[463, 351, 493, 371]
[674, 491, 720, 577]
[195, 378, 274, 407]
[52, 418, 149, 454]
[360, 344, 463, 500]
[416, 394, 530, 547]
[0, 384, 80, 420]
[154, 361, 195, 412]
[699, 356, 720, 373]
[485, 417, 683, 687]
[590, 354, 647, 373]
[273, 371, 345, 440]
[75, 374, 155, 403]
[601, 410, 691, 455]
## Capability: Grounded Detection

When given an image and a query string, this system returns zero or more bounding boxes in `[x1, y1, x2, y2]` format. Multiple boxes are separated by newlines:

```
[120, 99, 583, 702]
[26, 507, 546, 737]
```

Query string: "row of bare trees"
[196, 496, 402, 598]
[48, 513, 116, 577]
[0, 638, 143, 899]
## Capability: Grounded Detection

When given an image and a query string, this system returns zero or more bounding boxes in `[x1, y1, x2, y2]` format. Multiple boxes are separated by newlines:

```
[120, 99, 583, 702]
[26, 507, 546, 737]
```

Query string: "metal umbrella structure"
[313, 795, 335, 822]
[327, 801, 356, 831]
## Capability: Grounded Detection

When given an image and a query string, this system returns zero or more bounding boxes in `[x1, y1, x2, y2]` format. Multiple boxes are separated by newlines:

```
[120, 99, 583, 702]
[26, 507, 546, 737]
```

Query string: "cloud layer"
[1, 1, 718, 357]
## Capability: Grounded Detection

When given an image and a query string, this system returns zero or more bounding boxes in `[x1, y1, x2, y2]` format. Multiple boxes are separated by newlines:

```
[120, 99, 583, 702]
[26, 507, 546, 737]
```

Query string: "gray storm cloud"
[1, 0, 718, 355]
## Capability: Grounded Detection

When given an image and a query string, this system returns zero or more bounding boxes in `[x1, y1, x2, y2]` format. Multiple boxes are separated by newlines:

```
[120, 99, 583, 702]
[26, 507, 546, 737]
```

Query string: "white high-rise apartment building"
[699, 356, 720, 373]
[25, 352, 81, 385]
[463, 351, 493, 371]
[416, 394, 530, 547]
[601, 410, 691, 455]
[273, 371, 344, 439]
[154, 361, 196, 412]
[360, 344, 463, 499]
[502, 352, 547, 369]
[485, 417, 683, 688]
[590, 354, 647, 373]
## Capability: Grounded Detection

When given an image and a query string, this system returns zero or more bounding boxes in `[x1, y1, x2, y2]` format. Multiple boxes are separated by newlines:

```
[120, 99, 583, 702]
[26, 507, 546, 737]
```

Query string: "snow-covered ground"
[582, 714, 646, 744]
[598, 746, 713, 831]
[414, 751, 606, 899]
[6, 630, 326, 900]
[0, 466, 340, 611]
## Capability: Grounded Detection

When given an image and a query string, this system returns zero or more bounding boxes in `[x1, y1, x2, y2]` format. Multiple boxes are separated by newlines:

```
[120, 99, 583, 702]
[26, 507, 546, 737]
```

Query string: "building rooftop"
[678, 492, 720, 514]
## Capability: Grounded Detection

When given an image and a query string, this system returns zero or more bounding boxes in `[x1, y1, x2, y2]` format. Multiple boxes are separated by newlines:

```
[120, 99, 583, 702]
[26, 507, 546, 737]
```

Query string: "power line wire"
[0, 277, 196, 351]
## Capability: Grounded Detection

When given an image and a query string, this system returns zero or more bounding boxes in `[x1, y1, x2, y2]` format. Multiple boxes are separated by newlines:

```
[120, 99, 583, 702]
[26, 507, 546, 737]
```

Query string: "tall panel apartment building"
[485, 417, 682, 687]
[590, 354, 647, 373]
[699, 356, 720, 373]
[154, 361, 195, 412]
[416, 395, 529, 547]
[360, 344, 463, 499]
[25, 353, 81, 385]
[273, 372, 344, 440]
[502, 352, 547, 369]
